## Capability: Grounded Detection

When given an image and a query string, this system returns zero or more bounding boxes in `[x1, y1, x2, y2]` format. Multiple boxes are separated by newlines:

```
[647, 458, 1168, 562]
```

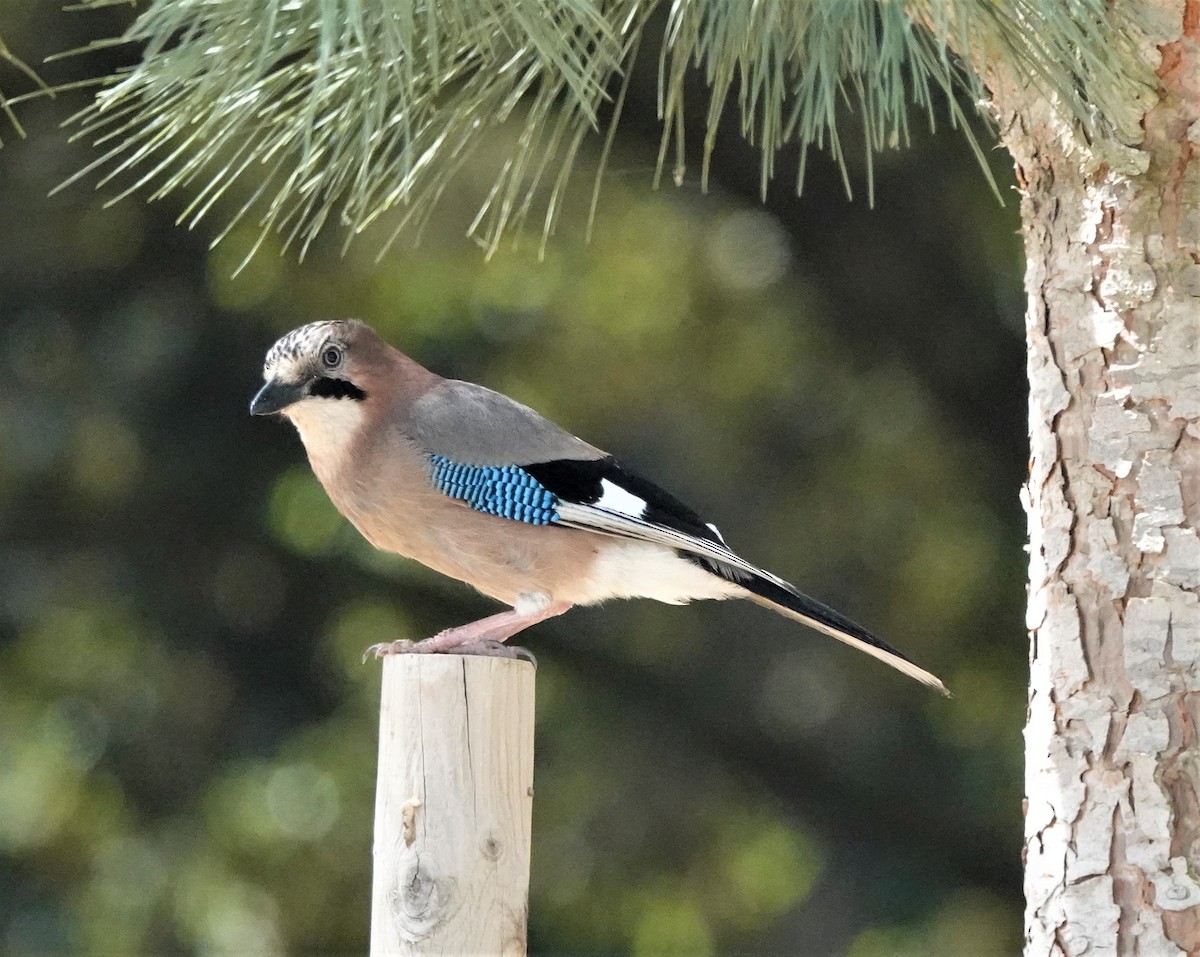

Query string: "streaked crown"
[263, 319, 358, 382]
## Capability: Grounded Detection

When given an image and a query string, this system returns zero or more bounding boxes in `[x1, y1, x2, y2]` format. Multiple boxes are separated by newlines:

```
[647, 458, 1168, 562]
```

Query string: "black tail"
[723, 566, 949, 695]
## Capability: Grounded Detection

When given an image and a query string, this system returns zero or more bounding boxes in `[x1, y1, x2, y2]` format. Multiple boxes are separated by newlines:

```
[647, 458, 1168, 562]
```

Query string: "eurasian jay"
[250, 319, 947, 694]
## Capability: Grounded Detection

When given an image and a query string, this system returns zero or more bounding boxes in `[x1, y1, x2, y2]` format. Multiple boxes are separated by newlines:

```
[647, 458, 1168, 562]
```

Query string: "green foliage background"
[2, 3, 1027, 954]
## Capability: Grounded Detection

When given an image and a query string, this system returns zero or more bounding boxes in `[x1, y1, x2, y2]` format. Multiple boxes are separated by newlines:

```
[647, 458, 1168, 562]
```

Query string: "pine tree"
[992, 7, 1200, 953]
[60, 1, 1200, 951]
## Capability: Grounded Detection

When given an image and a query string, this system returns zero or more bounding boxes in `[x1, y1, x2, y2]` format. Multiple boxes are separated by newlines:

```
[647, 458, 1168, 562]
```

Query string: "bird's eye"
[321, 346, 342, 369]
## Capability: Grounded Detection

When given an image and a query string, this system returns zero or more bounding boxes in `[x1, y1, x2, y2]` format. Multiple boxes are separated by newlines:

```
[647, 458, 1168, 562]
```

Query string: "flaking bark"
[992, 1, 1200, 953]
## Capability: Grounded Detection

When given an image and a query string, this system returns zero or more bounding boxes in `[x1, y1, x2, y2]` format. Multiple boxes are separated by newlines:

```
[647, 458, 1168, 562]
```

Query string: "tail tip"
[919, 671, 951, 697]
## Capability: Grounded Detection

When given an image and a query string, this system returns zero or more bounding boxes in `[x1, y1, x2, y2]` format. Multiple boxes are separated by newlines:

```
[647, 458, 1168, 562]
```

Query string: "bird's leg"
[418, 600, 572, 651]
[367, 597, 571, 660]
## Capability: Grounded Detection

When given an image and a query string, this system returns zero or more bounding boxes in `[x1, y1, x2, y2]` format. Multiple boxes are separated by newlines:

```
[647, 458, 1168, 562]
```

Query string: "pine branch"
[58, 0, 1147, 257]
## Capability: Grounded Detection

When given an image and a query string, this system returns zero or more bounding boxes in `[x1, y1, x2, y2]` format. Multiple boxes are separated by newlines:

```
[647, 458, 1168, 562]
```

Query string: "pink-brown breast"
[313, 417, 610, 607]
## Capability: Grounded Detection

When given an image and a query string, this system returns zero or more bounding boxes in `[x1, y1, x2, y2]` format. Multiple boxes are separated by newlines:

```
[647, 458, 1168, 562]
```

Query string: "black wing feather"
[524, 456, 724, 545]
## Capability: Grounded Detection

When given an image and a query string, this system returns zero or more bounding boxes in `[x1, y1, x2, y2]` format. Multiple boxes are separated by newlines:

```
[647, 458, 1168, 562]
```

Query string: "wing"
[421, 447, 729, 543]
[421, 440, 761, 581]
[405, 379, 739, 560]
[406, 379, 604, 466]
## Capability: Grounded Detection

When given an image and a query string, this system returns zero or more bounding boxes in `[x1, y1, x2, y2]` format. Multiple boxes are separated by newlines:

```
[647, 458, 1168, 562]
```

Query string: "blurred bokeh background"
[1, 4, 1028, 955]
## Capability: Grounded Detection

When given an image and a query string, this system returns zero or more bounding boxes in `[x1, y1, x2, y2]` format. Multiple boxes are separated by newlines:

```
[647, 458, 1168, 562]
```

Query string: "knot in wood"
[389, 848, 458, 942]
[480, 834, 504, 862]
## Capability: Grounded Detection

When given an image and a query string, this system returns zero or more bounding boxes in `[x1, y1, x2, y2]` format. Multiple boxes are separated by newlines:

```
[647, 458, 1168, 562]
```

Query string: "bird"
[250, 319, 948, 694]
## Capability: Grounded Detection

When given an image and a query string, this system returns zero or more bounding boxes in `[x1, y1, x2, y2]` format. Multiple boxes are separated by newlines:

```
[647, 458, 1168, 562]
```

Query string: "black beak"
[250, 379, 306, 416]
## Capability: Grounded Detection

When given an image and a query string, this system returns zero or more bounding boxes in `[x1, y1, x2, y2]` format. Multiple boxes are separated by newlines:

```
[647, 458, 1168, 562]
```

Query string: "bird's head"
[250, 319, 377, 419]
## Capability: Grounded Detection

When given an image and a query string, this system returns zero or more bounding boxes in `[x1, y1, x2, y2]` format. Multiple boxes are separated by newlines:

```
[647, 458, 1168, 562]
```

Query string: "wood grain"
[370, 654, 535, 956]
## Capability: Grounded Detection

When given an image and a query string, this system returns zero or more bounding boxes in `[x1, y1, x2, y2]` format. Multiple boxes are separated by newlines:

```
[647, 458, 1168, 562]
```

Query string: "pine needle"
[58, 0, 1146, 257]
[1, 32, 53, 146]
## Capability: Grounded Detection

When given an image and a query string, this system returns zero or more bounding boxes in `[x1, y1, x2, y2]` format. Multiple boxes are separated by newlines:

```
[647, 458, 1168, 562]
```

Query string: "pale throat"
[284, 397, 367, 475]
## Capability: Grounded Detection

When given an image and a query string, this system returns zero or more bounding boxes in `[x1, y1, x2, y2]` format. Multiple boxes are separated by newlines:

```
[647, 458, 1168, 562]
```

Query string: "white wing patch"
[595, 478, 648, 518]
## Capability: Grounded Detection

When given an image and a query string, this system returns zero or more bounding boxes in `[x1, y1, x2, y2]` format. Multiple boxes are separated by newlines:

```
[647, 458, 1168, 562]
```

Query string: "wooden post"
[370, 654, 536, 956]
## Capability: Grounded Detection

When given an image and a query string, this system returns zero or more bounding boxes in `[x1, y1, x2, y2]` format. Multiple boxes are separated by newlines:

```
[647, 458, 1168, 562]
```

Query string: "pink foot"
[364, 600, 570, 663]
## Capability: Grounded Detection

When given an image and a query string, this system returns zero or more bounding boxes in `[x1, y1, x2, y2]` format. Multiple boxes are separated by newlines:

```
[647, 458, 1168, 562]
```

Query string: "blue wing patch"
[428, 454, 559, 525]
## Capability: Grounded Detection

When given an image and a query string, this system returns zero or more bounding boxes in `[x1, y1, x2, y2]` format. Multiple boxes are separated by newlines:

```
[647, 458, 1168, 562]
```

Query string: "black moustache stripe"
[309, 378, 366, 401]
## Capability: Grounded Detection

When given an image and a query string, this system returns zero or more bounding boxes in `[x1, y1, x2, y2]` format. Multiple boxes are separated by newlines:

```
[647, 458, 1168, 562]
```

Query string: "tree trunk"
[993, 2, 1200, 953]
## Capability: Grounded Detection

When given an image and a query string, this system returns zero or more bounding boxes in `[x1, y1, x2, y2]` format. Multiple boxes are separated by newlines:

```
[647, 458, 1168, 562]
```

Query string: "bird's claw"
[456, 640, 537, 667]
[364, 639, 424, 662]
